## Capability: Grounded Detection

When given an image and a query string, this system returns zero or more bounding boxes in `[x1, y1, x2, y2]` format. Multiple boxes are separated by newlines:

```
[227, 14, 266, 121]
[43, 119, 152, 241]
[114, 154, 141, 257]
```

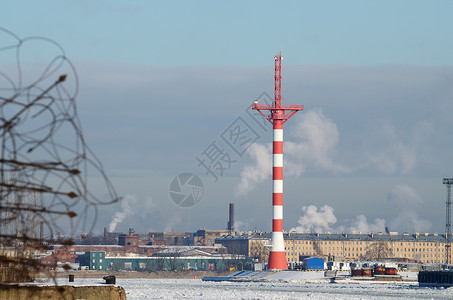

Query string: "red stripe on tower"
[269, 120, 285, 269]
[252, 53, 304, 270]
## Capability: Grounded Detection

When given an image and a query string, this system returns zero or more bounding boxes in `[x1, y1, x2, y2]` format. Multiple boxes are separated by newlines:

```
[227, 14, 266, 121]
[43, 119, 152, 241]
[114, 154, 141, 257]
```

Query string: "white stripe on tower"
[268, 122, 287, 269]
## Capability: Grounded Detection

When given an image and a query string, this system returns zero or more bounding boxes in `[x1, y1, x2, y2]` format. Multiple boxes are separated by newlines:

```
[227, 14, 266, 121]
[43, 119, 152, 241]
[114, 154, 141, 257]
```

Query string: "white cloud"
[362, 121, 433, 175]
[109, 194, 137, 232]
[235, 109, 349, 196]
[289, 184, 432, 234]
[234, 143, 272, 197]
[164, 213, 182, 232]
[108, 194, 155, 232]
[390, 211, 432, 233]
[233, 220, 245, 232]
[388, 184, 423, 206]
[290, 205, 337, 233]
[75, 63, 451, 233]
[387, 184, 432, 233]
[346, 215, 386, 234]
[286, 108, 350, 173]
[290, 205, 387, 234]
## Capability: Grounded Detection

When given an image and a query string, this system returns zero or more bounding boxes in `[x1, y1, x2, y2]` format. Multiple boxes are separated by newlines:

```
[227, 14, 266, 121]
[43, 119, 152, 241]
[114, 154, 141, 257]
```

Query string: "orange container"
[362, 268, 372, 277]
[374, 266, 385, 275]
[385, 267, 398, 275]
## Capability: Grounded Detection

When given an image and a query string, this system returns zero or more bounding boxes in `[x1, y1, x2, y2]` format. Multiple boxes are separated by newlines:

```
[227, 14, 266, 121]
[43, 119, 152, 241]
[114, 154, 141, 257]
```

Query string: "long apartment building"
[216, 231, 453, 264]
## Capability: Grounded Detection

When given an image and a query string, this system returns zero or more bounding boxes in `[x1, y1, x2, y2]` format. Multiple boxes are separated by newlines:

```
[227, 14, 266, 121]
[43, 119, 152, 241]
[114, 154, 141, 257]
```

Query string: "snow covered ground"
[34, 272, 453, 300]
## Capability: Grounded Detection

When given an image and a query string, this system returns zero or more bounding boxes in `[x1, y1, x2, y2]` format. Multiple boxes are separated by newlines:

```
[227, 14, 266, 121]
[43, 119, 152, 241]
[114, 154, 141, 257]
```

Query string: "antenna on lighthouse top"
[274, 53, 282, 105]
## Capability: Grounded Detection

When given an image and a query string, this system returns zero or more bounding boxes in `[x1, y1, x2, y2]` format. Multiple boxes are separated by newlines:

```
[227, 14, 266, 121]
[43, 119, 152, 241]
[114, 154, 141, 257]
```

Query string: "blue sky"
[2, 1, 453, 235]
[4, 1, 453, 66]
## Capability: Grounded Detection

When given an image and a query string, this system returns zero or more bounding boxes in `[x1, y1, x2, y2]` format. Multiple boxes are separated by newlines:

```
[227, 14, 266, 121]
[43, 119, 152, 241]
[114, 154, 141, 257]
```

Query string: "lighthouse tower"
[252, 53, 304, 269]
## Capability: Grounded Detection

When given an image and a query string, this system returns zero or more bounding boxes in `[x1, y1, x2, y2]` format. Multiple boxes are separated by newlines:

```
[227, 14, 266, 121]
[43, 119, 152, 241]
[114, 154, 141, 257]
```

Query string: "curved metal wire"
[0, 28, 120, 281]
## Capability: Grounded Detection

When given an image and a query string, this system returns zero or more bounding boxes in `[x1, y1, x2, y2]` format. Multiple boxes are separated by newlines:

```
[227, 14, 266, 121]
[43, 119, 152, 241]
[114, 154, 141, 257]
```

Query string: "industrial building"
[103, 228, 229, 247]
[77, 248, 243, 272]
[41, 225, 453, 272]
[42, 229, 234, 271]
[216, 231, 453, 265]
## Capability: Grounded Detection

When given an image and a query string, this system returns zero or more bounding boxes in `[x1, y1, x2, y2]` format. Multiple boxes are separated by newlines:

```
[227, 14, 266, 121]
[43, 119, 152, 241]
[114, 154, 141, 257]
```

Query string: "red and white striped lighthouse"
[253, 53, 303, 269]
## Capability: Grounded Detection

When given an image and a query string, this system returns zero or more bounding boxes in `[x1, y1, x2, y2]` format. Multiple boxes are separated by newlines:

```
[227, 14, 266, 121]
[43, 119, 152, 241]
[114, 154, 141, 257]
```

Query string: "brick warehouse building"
[216, 231, 453, 265]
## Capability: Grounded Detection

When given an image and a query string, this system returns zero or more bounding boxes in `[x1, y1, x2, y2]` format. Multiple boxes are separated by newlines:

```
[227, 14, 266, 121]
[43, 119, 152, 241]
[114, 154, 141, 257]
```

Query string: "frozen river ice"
[120, 278, 453, 300]
[40, 276, 453, 300]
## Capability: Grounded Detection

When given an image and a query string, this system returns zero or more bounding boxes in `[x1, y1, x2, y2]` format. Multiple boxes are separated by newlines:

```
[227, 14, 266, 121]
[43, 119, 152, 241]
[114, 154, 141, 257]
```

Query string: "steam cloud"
[346, 215, 387, 234]
[108, 194, 154, 232]
[364, 120, 432, 174]
[235, 109, 432, 197]
[285, 108, 349, 174]
[164, 213, 182, 232]
[289, 205, 337, 233]
[235, 143, 272, 197]
[290, 205, 386, 234]
[235, 109, 349, 196]
[290, 184, 431, 234]
[387, 184, 432, 233]
[109, 194, 137, 232]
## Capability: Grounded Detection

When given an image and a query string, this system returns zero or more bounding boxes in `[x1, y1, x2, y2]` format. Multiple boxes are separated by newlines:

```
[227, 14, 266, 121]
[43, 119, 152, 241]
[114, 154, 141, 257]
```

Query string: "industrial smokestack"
[104, 227, 108, 239]
[228, 203, 234, 232]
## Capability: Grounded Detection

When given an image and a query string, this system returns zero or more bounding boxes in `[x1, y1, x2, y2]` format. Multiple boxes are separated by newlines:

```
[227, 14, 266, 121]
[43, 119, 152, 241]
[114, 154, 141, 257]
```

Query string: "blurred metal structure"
[443, 178, 453, 264]
[0, 27, 119, 282]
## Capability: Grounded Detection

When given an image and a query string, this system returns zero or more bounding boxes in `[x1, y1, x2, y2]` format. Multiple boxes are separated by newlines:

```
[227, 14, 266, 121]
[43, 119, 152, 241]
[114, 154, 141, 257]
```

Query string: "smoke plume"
[235, 109, 348, 196]
[290, 184, 431, 234]
[164, 213, 182, 232]
[363, 121, 432, 174]
[346, 215, 386, 233]
[290, 205, 337, 233]
[109, 194, 137, 232]
[108, 194, 154, 232]
[387, 184, 432, 233]
[235, 143, 272, 196]
[285, 108, 349, 173]
[290, 204, 387, 234]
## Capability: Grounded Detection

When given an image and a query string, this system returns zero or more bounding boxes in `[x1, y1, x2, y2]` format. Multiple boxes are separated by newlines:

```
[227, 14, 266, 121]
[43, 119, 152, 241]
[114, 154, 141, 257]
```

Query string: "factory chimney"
[104, 227, 108, 240]
[228, 203, 234, 232]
